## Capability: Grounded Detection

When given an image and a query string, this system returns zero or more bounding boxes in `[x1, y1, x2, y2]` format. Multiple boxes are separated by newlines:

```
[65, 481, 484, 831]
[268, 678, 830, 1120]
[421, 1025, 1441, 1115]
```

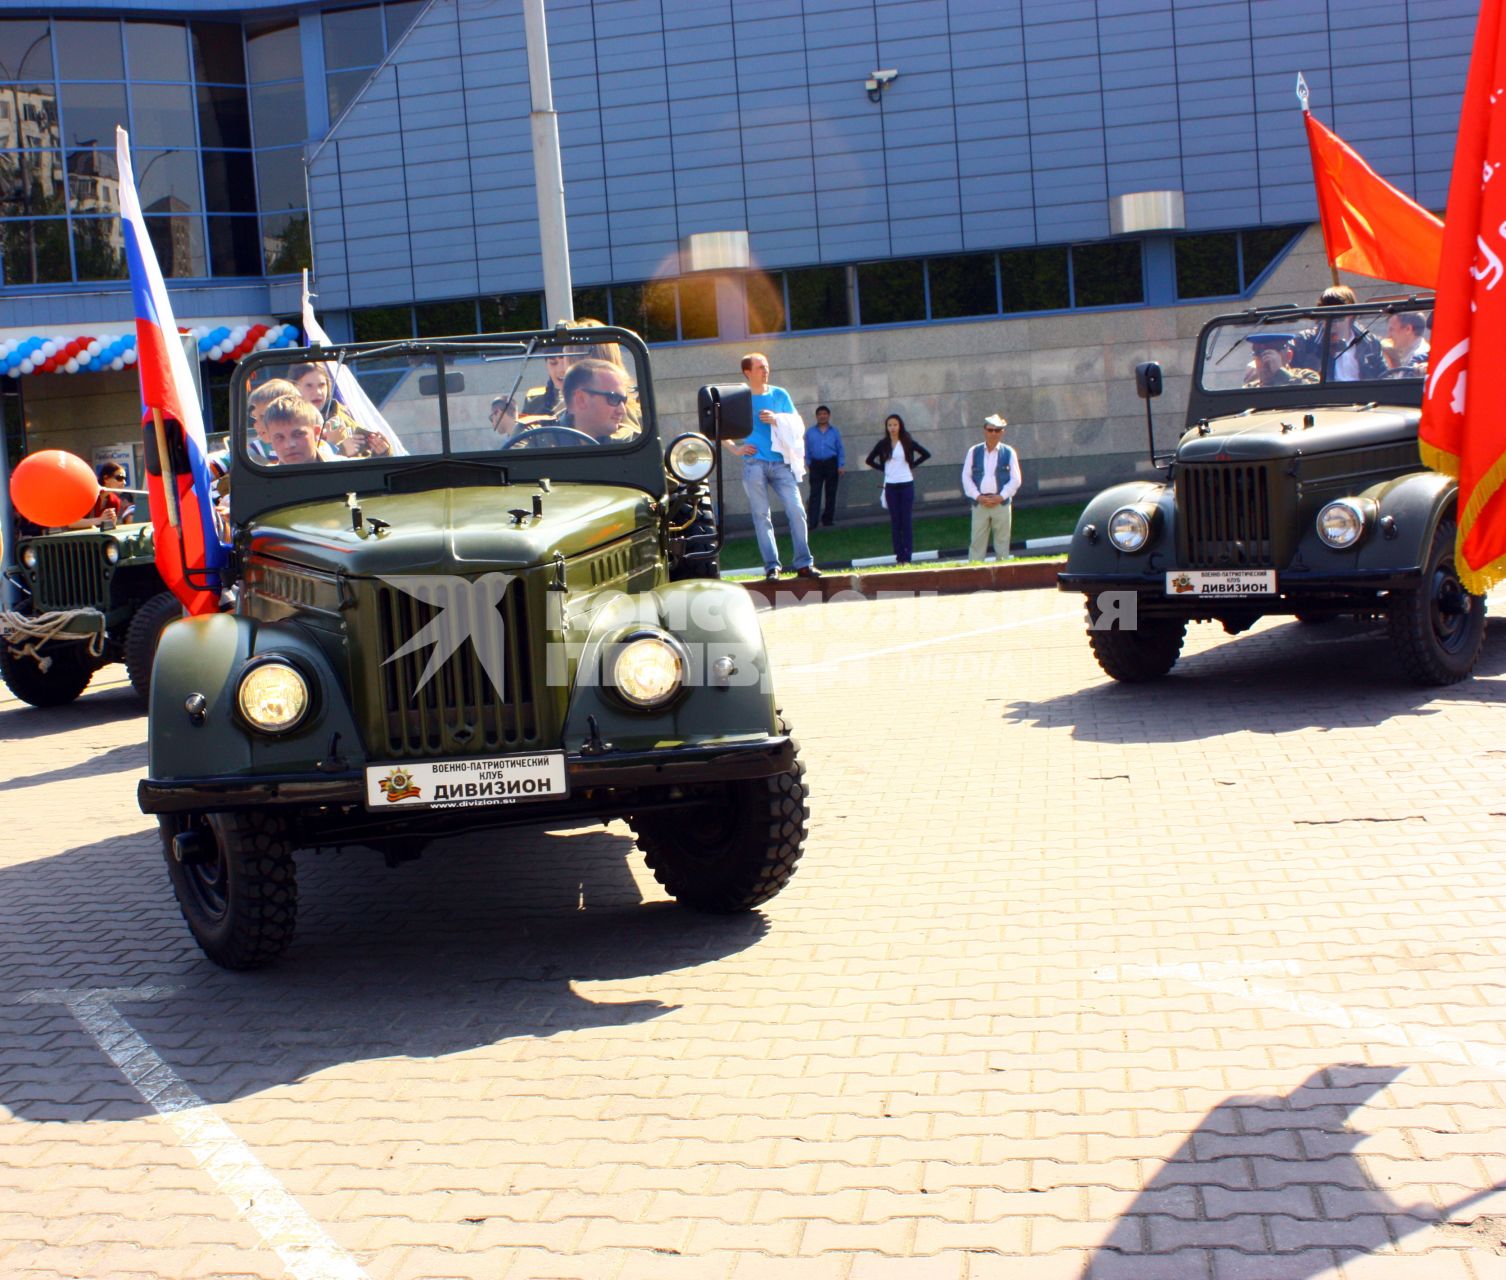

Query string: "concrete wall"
[19, 370, 145, 472]
[647, 224, 1405, 524]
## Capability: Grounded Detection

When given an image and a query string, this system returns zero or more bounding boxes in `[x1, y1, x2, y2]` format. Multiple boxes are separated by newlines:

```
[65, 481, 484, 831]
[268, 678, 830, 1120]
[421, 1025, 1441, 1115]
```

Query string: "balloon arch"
[0, 322, 300, 377]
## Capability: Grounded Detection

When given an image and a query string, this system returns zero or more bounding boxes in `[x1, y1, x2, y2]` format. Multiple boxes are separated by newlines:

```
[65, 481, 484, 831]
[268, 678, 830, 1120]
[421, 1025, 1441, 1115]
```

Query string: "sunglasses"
[581, 387, 633, 407]
[984, 426, 1004, 433]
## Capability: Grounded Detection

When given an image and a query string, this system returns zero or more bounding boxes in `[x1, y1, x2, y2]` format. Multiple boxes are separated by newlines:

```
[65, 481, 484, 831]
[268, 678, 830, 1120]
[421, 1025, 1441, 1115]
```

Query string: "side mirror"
[697, 385, 753, 441]
[1135, 361, 1163, 400]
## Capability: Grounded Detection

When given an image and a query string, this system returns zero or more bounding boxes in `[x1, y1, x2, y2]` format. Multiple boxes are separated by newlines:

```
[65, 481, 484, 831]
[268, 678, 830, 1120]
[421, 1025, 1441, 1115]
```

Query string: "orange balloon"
[10, 450, 100, 527]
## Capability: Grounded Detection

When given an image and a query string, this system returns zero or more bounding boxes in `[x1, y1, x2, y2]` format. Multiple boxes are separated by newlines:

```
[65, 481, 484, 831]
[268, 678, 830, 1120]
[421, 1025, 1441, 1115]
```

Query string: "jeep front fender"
[561, 580, 776, 754]
[1062, 480, 1175, 579]
[146, 613, 363, 782]
[1292, 470, 1457, 576]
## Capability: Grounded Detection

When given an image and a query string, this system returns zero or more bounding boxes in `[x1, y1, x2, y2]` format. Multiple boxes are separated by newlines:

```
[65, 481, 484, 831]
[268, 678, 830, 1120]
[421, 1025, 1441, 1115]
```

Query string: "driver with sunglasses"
[551, 358, 637, 443]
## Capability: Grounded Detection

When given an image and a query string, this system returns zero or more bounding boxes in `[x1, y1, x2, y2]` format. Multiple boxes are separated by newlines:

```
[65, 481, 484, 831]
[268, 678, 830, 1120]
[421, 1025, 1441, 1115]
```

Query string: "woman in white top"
[864, 413, 932, 563]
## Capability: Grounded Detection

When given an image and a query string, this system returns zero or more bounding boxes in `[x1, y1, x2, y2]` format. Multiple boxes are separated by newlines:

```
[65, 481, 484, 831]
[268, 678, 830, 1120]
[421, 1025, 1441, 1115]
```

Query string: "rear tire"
[631, 716, 807, 912]
[1388, 519, 1487, 685]
[1087, 619, 1186, 682]
[0, 641, 94, 707]
[160, 810, 298, 970]
[124, 591, 181, 702]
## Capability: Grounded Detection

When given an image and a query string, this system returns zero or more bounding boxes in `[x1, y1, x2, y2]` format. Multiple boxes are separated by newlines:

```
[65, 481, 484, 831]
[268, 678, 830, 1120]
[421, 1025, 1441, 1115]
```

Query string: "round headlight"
[1107, 506, 1151, 553]
[20, 545, 37, 570]
[666, 433, 716, 483]
[103, 542, 120, 565]
[1316, 500, 1366, 549]
[610, 633, 685, 708]
[236, 660, 310, 732]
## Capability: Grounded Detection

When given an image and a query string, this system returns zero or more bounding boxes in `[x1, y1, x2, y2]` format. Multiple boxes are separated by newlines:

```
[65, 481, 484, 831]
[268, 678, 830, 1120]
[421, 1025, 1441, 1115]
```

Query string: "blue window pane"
[201, 150, 256, 213]
[0, 149, 64, 217]
[197, 83, 252, 149]
[125, 22, 190, 83]
[1, 84, 60, 150]
[191, 23, 246, 86]
[135, 148, 201, 213]
[59, 81, 127, 150]
[385, 2, 424, 46]
[247, 19, 302, 84]
[323, 6, 385, 71]
[56, 20, 124, 82]
[251, 81, 307, 147]
[262, 210, 310, 273]
[255, 146, 305, 212]
[0, 21, 54, 82]
[73, 215, 127, 280]
[147, 211, 206, 277]
[132, 83, 197, 148]
[2, 218, 71, 283]
[208, 214, 262, 276]
[326, 69, 372, 120]
[65, 149, 119, 213]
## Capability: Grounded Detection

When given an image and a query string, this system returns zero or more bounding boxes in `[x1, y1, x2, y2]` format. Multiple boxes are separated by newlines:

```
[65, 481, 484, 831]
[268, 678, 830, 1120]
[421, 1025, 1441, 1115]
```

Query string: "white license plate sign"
[1165, 570, 1276, 597]
[365, 753, 567, 810]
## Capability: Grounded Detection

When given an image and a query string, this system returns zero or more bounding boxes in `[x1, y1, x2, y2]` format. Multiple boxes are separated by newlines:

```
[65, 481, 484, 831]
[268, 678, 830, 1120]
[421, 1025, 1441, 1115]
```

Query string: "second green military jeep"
[138, 325, 808, 969]
[1059, 297, 1486, 685]
[2, 521, 180, 706]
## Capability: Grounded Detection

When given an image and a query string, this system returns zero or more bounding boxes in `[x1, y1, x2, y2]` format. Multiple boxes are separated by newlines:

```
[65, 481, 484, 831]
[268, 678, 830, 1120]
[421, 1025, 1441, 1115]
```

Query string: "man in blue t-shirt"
[723, 352, 819, 580]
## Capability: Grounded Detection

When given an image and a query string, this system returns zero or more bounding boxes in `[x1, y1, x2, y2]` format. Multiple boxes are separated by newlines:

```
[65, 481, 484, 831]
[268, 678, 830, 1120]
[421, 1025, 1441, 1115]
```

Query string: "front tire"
[124, 591, 182, 702]
[1087, 618, 1186, 682]
[0, 641, 94, 707]
[1388, 519, 1487, 685]
[160, 810, 298, 969]
[631, 720, 807, 912]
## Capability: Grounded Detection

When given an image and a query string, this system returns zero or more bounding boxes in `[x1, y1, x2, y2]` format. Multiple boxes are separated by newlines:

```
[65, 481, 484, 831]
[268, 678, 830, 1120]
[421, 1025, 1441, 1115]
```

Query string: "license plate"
[1165, 570, 1276, 597]
[365, 753, 567, 810]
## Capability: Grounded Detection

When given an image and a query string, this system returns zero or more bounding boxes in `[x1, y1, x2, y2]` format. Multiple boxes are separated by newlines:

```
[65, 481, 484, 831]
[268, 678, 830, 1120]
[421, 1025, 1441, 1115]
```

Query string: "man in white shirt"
[961, 413, 1022, 561]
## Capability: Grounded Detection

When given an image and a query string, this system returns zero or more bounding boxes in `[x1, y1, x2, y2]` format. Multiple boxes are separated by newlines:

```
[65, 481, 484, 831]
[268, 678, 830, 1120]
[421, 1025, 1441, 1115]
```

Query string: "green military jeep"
[137, 325, 808, 969]
[1059, 297, 1486, 684]
[2, 521, 180, 706]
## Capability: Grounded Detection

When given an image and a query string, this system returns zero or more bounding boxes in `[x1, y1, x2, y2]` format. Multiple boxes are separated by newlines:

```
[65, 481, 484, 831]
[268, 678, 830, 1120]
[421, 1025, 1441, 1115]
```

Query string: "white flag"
[301, 270, 407, 456]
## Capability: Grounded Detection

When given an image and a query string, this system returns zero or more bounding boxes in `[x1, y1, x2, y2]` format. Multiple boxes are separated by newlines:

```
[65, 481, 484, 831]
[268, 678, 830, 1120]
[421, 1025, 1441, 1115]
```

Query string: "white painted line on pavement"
[784, 608, 1080, 673]
[1093, 961, 1506, 1079]
[17, 986, 370, 1280]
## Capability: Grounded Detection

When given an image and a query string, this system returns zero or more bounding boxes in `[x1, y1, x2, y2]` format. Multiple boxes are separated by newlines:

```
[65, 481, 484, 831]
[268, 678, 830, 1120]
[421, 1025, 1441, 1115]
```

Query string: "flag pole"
[151, 408, 181, 529]
[1298, 73, 1342, 286]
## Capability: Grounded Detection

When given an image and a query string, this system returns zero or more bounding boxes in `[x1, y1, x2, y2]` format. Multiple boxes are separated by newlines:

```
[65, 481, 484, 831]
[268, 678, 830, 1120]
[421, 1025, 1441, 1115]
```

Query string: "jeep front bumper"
[138, 734, 796, 815]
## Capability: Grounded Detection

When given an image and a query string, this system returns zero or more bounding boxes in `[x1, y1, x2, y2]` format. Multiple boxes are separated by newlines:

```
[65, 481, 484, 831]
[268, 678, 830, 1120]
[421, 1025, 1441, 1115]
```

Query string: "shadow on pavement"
[1007, 617, 1506, 743]
[1081, 1065, 1506, 1278]
[0, 679, 143, 740]
[9, 741, 146, 790]
[0, 820, 766, 1123]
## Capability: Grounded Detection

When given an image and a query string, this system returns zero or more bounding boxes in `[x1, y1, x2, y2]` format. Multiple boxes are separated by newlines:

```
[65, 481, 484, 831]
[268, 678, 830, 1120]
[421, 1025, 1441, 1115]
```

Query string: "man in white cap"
[961, 413, 1022, 561]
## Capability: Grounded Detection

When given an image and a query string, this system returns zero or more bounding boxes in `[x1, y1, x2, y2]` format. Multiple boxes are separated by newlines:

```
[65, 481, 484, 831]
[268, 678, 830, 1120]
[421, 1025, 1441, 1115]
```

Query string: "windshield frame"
[226, 326, 665, 526]
[1186, 296, 1433, 425]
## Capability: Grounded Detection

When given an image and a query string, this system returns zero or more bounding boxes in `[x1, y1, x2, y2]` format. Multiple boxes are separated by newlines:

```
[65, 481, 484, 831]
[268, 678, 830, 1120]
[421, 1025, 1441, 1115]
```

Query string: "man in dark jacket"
[1293, 285, 1387, 381]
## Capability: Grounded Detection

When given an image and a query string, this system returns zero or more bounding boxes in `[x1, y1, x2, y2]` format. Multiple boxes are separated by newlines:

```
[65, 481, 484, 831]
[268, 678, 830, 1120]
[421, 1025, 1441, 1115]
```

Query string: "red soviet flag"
[1420, 0, 1506, 593]
[1304, 111, 1444, 289]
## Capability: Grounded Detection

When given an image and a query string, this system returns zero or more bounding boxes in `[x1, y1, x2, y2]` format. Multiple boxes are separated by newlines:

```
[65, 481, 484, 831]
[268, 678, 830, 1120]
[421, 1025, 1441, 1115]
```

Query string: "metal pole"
[0, 409, 15, 610]
[523, 0, 574, 326]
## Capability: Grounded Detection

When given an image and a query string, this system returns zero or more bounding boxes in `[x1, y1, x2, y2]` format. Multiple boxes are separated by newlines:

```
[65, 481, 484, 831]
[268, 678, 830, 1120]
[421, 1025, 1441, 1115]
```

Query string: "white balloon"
[64, 358, 79, 373]
[19, 359, 34, 374]
[86, 340, 102, 357]
[123, 348, 137, 364]
[40, 340, 57, 358]
[110, 358, 124, 371]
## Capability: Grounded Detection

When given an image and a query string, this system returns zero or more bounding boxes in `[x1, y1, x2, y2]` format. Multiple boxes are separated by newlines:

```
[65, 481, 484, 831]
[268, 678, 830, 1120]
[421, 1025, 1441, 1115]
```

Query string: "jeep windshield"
[1197, 300, 1433, 394]
[238, 336, 647, 470]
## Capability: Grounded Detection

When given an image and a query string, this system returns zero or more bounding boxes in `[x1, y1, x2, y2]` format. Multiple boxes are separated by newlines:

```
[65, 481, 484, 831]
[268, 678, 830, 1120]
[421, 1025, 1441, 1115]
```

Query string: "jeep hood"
[246, 485, 654, 576]
[1177, 405, 1419, 462]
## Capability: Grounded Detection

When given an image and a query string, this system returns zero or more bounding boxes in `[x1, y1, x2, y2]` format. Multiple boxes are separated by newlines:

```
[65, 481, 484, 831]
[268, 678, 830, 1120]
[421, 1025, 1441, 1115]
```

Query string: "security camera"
[865, 68, 899, 102]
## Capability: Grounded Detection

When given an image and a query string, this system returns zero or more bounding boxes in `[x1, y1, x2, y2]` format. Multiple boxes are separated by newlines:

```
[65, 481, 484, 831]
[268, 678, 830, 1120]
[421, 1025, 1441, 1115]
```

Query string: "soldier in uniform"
[1243, 333, 1320, 387]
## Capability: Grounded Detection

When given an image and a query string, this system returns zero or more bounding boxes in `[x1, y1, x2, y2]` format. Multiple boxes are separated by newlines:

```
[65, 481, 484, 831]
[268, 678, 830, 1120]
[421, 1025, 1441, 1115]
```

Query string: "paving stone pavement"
[4, 589, 1506, 1280]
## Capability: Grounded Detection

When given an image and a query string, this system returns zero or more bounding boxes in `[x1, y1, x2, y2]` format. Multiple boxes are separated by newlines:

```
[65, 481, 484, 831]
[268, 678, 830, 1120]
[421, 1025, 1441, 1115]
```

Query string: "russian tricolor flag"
[116, 126, 228, 616]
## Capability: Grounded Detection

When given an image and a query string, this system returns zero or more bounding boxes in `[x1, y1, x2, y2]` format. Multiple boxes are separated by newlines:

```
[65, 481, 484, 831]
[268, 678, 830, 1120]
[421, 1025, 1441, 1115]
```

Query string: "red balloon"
[10, 450, 100, 527]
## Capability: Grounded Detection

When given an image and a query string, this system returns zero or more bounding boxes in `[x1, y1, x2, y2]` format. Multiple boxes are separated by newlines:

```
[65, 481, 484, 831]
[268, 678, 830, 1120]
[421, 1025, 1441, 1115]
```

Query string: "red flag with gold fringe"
[1419, 0, 1506, 593]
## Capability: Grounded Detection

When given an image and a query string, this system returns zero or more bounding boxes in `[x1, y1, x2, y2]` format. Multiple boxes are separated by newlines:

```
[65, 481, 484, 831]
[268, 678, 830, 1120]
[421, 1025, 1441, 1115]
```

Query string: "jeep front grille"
[1178, 463, 1279, 568]
[373, 576, 541, 757]
[31, 540, 107, 611]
